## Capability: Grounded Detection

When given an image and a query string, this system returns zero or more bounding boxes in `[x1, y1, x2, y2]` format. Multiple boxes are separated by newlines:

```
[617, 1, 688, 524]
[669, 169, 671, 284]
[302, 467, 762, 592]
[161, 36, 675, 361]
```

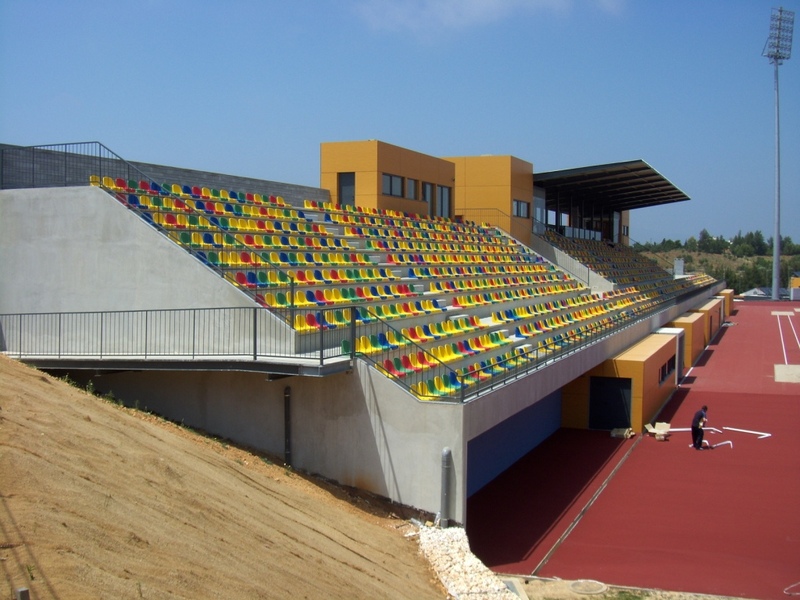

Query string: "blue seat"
[378, 332, 397, 350]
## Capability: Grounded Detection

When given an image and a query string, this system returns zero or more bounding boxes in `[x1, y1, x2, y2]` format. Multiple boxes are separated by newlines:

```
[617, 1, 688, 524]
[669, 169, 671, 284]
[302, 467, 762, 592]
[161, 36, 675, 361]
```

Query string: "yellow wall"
[445, 154, 534, 241]
[561, 373, 590, 429]
[562, 334, 678, 433]
[320, 140, 455, 217]
[668, 312, 706, 369]
[718, 290, 734, 317]
[690, 297, 724, 345]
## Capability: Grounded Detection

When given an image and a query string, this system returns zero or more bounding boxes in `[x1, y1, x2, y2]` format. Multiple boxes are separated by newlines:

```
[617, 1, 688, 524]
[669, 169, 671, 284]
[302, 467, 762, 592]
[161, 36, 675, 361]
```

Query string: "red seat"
[383, 358, 405, 378]
[401, 354, 423, 373]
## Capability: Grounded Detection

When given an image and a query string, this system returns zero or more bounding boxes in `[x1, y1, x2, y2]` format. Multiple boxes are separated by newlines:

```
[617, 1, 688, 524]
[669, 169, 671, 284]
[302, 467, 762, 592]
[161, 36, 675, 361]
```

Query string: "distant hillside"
[641, 249, 800, 294]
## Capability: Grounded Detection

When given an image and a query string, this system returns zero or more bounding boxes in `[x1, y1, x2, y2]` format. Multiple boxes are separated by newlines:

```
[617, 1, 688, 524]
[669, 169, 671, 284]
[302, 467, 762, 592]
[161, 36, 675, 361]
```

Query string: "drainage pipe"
[440, 447, 452, 528]
[284, 386, 291, 466]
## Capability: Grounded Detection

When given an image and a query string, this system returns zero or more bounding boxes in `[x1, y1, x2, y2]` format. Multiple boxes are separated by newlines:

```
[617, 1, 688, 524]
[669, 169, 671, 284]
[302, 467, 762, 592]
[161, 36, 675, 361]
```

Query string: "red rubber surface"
[467, 301, 800, 599]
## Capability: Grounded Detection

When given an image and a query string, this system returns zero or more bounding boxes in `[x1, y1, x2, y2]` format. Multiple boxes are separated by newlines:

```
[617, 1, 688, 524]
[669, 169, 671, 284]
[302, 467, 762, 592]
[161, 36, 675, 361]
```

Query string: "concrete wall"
[71, 361, 466, 522]
[0, 187, 255, 314]
[127, 159, 329, 208]
[0, 143, 329, 208]
[466, 389, 561, 496]
[1, 184, 727, 525]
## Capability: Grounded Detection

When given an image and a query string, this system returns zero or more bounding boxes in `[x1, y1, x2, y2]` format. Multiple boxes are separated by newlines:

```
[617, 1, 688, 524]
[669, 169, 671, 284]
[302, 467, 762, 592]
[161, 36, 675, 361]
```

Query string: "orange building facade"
[320, 140, 456, 218]
[320, 139, 633, 247]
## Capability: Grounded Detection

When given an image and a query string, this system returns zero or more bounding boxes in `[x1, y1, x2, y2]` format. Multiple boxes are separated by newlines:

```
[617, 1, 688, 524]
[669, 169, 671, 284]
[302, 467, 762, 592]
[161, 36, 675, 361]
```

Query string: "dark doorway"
[589, 376, 631, 429]
[337, 172, 355, 207]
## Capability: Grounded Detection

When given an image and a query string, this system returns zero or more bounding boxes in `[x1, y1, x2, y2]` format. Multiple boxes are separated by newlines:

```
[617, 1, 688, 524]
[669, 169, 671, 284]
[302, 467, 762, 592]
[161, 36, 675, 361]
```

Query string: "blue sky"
[1, 0, 798, 244]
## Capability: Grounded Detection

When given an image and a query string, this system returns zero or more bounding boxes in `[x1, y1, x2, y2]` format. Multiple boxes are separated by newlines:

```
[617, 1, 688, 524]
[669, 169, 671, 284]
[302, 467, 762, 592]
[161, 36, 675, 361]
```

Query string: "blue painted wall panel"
[466, 390, 561, 496]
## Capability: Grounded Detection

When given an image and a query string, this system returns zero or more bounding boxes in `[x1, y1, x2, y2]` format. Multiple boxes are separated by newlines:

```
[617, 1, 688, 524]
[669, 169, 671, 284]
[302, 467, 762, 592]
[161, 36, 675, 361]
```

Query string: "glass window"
[422, 182, 434, 205]
[435, 186, 451, 218]
[338, 172, 355, 206]
[382, 173, 403, 197]
[406, 178, 417, 200]
[513, 200, 530, 218]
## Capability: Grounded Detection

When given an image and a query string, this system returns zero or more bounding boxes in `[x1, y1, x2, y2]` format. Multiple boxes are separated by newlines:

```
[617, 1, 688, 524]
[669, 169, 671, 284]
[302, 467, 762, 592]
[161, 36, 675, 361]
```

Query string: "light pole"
[763, 7, 794, 300]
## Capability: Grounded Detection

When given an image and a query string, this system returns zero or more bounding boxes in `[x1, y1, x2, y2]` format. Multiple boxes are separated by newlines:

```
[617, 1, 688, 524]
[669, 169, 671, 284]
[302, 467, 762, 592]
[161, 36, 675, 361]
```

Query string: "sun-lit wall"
[561, 333, 678, 433]
[320, 140, 455, 217]
[445, 154, 533, 242]
[718, 289, 734, 317]
[689, 297, 724, 346]
[668, 312, 706, 369]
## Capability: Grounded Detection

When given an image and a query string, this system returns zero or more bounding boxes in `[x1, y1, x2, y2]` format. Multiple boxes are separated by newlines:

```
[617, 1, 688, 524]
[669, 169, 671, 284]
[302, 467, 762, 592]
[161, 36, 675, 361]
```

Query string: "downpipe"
[439, 447, 452, 528]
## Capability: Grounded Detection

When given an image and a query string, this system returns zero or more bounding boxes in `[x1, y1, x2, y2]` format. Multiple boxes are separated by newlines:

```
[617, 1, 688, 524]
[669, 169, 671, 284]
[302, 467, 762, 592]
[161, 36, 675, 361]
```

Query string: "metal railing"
[0, 307, 304, 360]
[0, 142, 156, 190]
[0, 291, 681, 402]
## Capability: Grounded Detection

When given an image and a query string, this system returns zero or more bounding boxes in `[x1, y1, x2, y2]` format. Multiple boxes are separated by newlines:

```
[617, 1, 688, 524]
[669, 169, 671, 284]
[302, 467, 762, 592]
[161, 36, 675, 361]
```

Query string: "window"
[422, 182, 434, 206]
[382, 173, 403, 197]
[512, 200, 530, 218]
[435, 186, 451, 218]
[659, 355, 677, 384]
[406, 178, 417, 200]
[338, 172, 355, 206]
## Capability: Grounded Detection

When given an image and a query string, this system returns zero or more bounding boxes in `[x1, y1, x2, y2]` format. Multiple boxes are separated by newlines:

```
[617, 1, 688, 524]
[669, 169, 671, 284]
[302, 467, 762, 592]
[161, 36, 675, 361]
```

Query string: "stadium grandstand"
[0, 140, 727, 524]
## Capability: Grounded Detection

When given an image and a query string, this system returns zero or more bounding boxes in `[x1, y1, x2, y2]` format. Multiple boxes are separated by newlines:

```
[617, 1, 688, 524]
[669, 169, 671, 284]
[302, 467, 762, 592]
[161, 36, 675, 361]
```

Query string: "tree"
[732, 243, 754, 258]
[697, 229, 713, 253]
[749, 231, 768, 256]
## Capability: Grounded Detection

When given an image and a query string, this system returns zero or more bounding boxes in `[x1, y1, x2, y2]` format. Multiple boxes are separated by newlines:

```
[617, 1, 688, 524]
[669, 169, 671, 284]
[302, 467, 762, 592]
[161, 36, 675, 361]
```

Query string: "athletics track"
[467, 301, 800, 599]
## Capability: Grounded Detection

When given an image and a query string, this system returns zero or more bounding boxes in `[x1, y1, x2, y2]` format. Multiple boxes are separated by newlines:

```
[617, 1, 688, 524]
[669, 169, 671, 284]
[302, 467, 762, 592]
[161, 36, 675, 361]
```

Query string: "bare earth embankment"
[0, 355, 444, 599]
[1, 355, 725, 600]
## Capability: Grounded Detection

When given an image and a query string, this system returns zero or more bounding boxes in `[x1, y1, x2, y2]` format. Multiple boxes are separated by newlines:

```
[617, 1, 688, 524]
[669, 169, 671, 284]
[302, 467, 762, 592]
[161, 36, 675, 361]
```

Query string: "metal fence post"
[253, 307, 258, 360]
[349, 306, 356, 359]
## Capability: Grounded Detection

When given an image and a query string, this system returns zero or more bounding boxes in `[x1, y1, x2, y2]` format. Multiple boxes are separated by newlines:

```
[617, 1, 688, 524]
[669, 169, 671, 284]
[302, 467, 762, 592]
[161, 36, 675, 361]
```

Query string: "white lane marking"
[723, 426, 772, 439]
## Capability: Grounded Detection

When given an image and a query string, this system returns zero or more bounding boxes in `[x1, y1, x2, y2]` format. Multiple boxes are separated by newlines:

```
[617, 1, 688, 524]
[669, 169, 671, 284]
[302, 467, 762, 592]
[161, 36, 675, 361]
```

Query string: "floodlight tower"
[763, 7, 794, 300]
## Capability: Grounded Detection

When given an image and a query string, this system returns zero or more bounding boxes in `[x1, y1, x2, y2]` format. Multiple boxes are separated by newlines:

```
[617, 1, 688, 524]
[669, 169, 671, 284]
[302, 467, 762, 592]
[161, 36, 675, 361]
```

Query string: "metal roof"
[534, 159, 690, 212]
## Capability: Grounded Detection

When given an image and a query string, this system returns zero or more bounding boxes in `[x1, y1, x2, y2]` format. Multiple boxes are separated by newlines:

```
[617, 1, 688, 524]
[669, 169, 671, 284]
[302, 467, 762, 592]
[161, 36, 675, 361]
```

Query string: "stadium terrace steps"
[96, 176, 714, 400]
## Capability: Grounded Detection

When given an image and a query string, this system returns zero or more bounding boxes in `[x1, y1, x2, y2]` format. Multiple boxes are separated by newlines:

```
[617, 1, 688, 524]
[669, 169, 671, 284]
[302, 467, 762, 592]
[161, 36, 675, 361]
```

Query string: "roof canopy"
[534, 159, 689, 213]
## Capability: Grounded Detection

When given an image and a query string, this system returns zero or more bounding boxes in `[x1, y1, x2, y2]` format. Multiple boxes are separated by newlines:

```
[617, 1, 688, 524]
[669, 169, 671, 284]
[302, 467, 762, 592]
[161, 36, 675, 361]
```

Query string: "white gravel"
[417, 525, 520, 600]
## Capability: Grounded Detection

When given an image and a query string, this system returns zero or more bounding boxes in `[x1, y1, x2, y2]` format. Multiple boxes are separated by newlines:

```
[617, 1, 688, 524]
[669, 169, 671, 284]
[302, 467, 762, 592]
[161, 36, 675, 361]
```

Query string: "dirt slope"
[0, 355, 444, 599]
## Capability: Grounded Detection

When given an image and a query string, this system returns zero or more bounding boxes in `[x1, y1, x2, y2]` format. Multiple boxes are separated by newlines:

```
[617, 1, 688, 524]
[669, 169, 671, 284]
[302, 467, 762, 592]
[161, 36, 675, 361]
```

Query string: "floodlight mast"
[763, 7, 794, 300]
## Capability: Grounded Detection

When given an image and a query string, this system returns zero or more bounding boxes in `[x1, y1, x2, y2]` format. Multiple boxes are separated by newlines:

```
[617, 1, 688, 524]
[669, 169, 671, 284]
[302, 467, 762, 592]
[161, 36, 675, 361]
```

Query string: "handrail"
[0, 277, 719, 403]
[105, 186, 297, 308]
[0, 141, 159, 191]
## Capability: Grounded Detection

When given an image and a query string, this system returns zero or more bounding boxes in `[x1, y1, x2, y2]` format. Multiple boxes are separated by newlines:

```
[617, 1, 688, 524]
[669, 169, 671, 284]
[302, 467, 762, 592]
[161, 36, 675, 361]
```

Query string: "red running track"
[467, 301, 800, 599]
